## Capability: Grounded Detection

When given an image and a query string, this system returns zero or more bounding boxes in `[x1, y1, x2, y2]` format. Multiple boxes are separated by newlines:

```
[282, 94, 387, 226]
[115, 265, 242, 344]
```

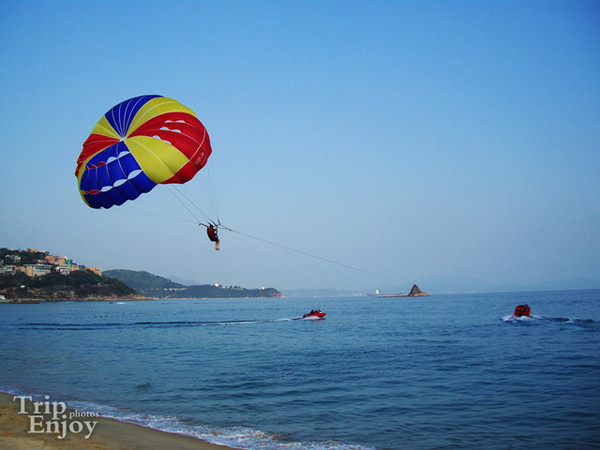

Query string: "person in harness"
[201, 223, 220, 251]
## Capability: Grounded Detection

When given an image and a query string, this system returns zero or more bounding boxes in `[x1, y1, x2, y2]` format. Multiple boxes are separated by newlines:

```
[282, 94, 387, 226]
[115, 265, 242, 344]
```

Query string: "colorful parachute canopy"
[76, 95, 212, 209]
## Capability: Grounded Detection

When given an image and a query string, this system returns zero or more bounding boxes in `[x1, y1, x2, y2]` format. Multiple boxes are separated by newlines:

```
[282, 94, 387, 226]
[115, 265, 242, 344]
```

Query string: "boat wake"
[13, 317, 301, 331]
[502, 315, 597, 329]
[502, 314, 541, 322]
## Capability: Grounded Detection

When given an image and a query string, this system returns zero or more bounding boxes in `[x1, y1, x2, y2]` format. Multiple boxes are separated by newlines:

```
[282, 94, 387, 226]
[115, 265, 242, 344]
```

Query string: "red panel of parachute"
[77, 135, 120, 176]
[129, 111, 211, 184]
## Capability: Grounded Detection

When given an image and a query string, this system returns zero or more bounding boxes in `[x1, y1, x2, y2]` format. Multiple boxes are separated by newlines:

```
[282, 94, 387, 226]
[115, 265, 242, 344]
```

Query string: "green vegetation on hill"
[104, 269, 183, 290]
[104, 269, 284, 299]
[0, 271, 137, 301]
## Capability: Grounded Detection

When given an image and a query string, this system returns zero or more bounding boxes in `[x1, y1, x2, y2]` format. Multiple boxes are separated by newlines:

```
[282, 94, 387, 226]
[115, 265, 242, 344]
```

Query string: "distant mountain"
[104, 269, 284, 299]
[168, 275, 201, 286]
[104, 270, 183, 290]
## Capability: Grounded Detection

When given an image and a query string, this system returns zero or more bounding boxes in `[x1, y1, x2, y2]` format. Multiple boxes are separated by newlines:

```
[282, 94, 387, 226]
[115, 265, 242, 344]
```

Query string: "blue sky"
[1, 0, 599, 292]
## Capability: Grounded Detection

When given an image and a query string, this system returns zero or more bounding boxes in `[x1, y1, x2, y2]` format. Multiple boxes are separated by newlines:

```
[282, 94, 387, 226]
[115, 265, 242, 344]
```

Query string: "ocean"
[1, 290, 599, 449]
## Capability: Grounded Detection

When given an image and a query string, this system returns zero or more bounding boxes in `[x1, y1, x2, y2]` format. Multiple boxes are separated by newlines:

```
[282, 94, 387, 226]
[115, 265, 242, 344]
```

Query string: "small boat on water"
[514, 304, 531, 318]
[303, 310, 326, 319]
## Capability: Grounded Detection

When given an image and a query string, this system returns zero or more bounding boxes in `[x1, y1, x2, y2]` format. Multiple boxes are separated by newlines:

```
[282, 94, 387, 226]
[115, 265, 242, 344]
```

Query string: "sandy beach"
[0, 392, 233, 449]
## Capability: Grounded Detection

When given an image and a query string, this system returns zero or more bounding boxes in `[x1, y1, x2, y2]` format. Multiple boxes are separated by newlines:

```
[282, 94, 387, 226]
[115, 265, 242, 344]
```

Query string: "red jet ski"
[514, 304, 531, 318]
[303, 310, 326, 319]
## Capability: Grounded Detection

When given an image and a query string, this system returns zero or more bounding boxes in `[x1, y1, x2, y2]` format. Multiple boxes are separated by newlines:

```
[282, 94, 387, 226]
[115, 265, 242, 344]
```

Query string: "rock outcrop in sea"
[407, 284, 430, 297]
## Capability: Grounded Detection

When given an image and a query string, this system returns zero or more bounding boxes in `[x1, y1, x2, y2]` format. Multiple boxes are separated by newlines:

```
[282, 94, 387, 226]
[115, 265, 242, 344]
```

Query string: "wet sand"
[0, 392, 234, 449]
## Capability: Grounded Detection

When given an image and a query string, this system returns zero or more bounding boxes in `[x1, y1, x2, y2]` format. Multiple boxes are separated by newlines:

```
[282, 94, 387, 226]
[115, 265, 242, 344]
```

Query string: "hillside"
[0, 271, 141, 302]
[104, 269, 284, 299]
[104, 270, 183, 289]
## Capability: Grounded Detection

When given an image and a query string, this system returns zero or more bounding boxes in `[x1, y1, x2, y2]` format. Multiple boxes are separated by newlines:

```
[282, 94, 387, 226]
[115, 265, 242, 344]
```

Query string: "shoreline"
[0, 392, 234, 449]
[0, 297, 154, 303]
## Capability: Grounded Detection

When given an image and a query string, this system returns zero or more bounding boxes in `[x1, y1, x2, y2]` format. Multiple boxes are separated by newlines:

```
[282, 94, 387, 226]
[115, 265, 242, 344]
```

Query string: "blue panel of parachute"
[80, 141, 156, 209]
[104, 95, 162, 137]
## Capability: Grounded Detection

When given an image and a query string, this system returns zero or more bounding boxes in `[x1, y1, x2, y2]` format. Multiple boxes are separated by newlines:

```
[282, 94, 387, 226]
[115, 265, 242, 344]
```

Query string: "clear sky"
[1, 0, 599, 292]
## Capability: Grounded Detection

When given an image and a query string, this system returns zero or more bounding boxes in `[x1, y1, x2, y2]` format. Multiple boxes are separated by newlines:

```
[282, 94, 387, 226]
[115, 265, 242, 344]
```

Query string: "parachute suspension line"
[120, 203, 197, 224]
[167, 184, 218, 226]
[221, 226, 372, 274]
[206, 163, 220, 225]
[190, 160, 220, 225]
[166, 187, 205, 224]
[164, 151, 221, 227]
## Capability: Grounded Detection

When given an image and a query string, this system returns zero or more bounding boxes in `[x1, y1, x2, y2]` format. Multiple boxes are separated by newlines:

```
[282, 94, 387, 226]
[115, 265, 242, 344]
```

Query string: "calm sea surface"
[1, 290, 599, 449]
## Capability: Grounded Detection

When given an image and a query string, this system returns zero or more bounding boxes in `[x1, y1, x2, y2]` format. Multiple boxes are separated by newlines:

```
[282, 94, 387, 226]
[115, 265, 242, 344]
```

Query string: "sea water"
[0, 290, 599, 449]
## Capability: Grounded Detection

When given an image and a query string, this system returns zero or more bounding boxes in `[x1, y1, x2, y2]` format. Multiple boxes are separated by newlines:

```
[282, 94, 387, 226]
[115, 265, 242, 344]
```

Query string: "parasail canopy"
[76, 95, 212, 209]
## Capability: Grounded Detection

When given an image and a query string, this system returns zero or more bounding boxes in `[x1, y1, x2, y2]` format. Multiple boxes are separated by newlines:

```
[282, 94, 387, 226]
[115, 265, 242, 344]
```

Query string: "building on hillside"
[86, 267, 102, 276]
[0, 265, 16, 275]
[55, 265, 72, 275]
[24, 264, 52, 277]
[54, 256, 72, 266]
[5, 254, 21, 263]
[2, 250, 100, 277]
